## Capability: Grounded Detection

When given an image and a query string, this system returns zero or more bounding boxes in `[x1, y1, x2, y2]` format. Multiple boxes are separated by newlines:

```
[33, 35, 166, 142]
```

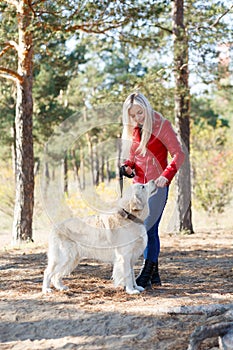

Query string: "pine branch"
[36, 18, 130, 35]
[211, 4, 233, 28]
[195, 4, 233, 32]
[154, 24, 172, 34]
[0, 41, 19, 58]
[65, 21, 129, 34]
[27, 0, 37, 18]
[0, 67, 23, 83]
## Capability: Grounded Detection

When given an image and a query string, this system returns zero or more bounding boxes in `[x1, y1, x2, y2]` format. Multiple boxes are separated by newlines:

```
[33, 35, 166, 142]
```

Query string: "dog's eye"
[141, 185, 145, 189]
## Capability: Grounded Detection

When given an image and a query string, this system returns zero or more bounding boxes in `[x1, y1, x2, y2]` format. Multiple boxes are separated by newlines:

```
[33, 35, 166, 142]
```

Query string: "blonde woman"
[121, 92, 185, 288]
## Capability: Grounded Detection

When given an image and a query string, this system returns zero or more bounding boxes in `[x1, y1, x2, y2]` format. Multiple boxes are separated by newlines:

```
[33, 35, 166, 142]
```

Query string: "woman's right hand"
[124, 165, 133, 176]
[120, 165, 135, 178]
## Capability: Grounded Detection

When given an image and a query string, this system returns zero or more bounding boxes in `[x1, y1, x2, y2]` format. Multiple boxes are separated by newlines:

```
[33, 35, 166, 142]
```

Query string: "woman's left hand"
[154, 176, 169, 188]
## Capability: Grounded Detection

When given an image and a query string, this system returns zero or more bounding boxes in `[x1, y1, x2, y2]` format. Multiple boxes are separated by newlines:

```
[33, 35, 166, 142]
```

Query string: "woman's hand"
[120, 165, 135, 178]
[154, 176, 169, 188]
[124, 165, 133, 176]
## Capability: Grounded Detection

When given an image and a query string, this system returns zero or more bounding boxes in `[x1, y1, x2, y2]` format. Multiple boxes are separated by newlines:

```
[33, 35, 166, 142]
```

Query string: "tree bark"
[93, 144, 99, 186]
[71, 149, 82, 190]
[106, 157, 111, 183]
[100, 154, 105, 183]
[80, 148, 85, 190]
[63, 152, 68, 195]
[172, 0, 194, 233]
[12, 1, 34, 243]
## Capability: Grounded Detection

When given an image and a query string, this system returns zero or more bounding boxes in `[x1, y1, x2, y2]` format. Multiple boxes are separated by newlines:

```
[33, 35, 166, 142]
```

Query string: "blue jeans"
[144, 187, 169, 263]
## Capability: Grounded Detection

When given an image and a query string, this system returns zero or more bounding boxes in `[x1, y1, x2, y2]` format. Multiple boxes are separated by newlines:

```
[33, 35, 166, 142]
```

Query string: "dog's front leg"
[42, 268, 53, 293]
[125, 272, 140, 294]
[123, 260, 141, 295]
[52, 276, 69, 291]
[113, 252, 141, 294]
[132, 267, 144, 292]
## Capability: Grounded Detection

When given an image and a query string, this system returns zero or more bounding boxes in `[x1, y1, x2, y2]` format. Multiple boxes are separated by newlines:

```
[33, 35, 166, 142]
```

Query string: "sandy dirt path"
[0, 229, 233, 349]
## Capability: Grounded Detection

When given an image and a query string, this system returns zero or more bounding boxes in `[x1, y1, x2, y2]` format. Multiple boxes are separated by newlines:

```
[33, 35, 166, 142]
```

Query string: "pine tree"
[0, 0, 141, 243]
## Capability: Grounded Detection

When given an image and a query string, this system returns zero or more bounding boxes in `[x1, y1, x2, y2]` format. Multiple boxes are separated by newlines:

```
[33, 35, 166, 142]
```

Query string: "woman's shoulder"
[153, 111, 167, 124]
[152, 111, 167, 135]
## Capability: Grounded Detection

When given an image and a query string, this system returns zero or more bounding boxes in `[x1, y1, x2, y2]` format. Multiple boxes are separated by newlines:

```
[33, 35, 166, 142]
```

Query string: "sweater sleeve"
[159, 120, 185, 183]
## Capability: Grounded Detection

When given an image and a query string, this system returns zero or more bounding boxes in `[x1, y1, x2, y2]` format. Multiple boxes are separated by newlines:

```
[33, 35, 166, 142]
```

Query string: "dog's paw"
[56, 285, 69, 291]
[42, 287, 53, 294]
[135, 285, 145, 292]
[125, 287, 140, 295]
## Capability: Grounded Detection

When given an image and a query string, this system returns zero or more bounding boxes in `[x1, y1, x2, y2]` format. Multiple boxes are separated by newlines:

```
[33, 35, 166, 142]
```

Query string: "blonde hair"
[122, 92, 154, 158]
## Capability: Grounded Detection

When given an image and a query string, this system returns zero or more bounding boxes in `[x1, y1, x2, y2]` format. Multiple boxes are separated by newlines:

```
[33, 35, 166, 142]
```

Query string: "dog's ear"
[119, 184, 149, 211]
[131, 196, 145, 211]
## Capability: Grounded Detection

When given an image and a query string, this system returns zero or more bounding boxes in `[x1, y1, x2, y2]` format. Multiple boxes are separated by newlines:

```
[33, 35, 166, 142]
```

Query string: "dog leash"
[119, 166, 124, 198]
[119, 165, 135, 197]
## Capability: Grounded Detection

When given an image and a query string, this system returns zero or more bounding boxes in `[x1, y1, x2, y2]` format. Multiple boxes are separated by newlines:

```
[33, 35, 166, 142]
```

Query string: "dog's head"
[120, 180, 157, 213]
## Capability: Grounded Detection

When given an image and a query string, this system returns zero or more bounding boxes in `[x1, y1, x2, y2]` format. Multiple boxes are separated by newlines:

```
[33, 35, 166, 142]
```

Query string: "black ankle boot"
[151, 261, 161, 286]
[136, 259, 156, 288]
[145, 261, 161, 288]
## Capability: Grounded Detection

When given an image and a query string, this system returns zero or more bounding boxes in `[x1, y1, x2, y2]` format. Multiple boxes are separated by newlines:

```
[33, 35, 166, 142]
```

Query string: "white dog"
[42, 180, 156, 295]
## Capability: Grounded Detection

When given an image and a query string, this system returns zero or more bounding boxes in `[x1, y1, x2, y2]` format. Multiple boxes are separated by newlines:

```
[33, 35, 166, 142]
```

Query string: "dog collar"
[118, 208, 144, 225]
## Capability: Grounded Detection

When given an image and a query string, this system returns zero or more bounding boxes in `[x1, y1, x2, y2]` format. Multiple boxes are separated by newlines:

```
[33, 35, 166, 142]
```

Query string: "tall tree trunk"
[80, 148, 85, 190]
[87, 135, 94, 185]
[71, 149, 82, 190]
[106, 157, 110, 183]
[83, 107, 95, 186]
[93, 144, 99, 186]
[12, 1, 34, 243]
[11, 122, 16, 179]
[63, 152, 68, 195]
[100, 154, 105, 183]
[172, 0, 194, 233]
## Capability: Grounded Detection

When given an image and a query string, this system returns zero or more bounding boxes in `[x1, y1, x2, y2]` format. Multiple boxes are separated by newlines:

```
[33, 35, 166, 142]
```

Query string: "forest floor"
[0, 209, 233, 350]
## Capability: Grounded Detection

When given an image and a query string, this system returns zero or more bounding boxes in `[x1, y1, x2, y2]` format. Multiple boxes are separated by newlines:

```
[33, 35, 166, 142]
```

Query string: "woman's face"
[128, 105, 145, 125]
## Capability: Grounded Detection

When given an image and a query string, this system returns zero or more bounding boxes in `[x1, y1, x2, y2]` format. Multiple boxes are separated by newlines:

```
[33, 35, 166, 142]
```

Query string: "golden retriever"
[42, 180, 156, 295]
